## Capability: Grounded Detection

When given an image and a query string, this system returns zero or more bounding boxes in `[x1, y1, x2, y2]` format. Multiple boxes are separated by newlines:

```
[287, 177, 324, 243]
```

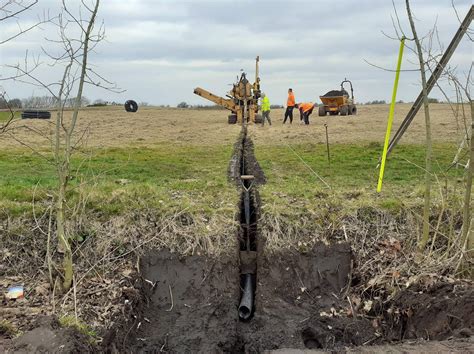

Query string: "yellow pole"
[377, 37, 405, 193]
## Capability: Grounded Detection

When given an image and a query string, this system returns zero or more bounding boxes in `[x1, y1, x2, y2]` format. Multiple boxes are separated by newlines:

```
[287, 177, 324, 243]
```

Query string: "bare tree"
[447, 67, 474, 264]
[4, 0, 117, 291]
[52, 0, 102, 291]
[405, 0, 434, 250]
[462, 89, 473, 266]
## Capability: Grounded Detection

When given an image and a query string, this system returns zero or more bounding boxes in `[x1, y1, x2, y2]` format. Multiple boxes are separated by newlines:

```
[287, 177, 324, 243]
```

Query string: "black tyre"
[21, 110, 51, 119]
[124, 100, 138, 112]
[340, 105, 348, 116]
[351, 105, 357, 115]
[254, 114, 263, 124]
[318, 105, 326, 116]
[228, 114, 237, 124]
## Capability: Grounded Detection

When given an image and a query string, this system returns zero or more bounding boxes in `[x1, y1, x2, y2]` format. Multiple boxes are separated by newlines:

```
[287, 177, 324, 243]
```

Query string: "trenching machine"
[193, 56, 262, 124]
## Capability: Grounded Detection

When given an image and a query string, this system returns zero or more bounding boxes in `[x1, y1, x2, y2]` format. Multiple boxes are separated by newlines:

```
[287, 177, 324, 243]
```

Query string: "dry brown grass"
[0, 103, 463, 150]
[250, 103, 464, 146]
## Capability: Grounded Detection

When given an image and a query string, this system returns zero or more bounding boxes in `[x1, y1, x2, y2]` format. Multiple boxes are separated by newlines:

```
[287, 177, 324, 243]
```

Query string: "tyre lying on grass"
[124, 100, 138, 112]
[21, 110, 51, 119]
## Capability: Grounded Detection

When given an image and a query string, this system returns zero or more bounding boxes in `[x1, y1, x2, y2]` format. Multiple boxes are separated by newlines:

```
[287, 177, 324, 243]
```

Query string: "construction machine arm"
[193, 87, 236, 111]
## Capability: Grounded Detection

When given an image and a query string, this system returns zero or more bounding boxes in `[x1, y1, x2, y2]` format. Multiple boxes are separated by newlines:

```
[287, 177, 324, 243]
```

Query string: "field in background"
[0, 103, 466, 149]
[0, 104, 468, 218]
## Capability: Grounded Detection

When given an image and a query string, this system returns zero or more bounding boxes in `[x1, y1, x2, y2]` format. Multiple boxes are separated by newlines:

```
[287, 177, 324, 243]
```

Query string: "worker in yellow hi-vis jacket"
[261, 92, 271, 126]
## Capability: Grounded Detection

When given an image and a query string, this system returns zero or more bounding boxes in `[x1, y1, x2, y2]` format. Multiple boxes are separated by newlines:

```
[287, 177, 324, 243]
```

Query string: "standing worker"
[283, 88, 295, 124]
[261, 92, 271, 126]
[298, 102, 316, 125]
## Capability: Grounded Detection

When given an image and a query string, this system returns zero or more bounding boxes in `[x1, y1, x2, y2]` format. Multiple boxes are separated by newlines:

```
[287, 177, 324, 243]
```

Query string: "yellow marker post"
[377, 37, 405, 193]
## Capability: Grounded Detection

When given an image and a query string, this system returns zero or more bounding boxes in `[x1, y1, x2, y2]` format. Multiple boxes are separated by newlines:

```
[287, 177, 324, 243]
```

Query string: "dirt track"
[0, 103, 466, 150]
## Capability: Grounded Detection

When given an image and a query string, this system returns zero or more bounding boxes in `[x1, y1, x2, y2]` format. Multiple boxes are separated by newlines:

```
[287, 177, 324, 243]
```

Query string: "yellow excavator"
[194, 56, 262, 124]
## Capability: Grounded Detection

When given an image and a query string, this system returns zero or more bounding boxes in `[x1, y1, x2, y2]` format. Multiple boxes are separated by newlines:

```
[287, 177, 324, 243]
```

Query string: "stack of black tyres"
[21, 110, 51, 119]
[124, 100, 138, 112]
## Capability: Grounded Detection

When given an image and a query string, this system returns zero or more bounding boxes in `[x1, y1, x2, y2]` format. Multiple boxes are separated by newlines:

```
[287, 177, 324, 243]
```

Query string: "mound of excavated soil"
[5, 317, 94, 353]
[384, 282, 474, 341]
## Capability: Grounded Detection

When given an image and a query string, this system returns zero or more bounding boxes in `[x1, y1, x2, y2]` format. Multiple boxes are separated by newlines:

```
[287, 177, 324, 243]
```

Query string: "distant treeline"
[0, 96, 447, 110]
[1, 96, 91, 109]
[364, 98, 443, 105]
[0, 96, 149, 109]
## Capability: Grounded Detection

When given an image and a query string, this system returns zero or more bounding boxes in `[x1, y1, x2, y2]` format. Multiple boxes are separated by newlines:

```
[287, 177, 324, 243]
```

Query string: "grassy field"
[0, 104, 470, 219]
[0, 142, 465, 216]
[0, 144, 236, 216]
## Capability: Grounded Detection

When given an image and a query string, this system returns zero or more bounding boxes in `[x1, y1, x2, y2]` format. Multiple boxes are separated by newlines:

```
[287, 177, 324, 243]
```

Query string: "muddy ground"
[3, 244, 473, 353]
[98, 246, 473, 353]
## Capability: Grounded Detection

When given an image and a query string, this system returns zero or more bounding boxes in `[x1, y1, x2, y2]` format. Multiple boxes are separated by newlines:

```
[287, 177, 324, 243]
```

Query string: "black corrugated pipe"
[238, 273, 254, 320]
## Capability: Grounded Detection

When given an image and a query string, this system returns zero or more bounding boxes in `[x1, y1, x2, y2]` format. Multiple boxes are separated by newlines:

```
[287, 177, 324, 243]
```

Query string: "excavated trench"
[99, 126, 474, 353]
[103, 127, 366, 352]
[236, 125, 261, 321]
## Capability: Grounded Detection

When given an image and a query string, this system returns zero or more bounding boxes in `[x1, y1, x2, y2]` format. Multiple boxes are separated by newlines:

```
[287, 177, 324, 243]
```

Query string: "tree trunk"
[462, 100, 473, 260]
[53, 0, 100, 292]
[57, 170, 73, 290]
[405, 0, 433, 251]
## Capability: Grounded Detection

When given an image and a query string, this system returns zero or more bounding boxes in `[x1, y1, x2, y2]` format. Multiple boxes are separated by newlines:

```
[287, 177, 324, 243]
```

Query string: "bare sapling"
[405, 0, 433, 251]
[54, 0, 101, 291]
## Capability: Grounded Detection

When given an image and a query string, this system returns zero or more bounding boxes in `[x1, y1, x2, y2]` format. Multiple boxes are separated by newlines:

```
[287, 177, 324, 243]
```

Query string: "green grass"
[59, 315, 98, 342]
[255, 142, 466, 213]
[0, 144, 236, 216]
[0, 111, 20, 122]
[257, 142, 462, 189]
[0, 142, 466, 217]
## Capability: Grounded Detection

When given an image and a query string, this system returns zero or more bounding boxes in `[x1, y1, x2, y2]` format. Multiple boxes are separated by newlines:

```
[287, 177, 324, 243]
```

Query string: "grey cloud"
[0, 0, 472, 106]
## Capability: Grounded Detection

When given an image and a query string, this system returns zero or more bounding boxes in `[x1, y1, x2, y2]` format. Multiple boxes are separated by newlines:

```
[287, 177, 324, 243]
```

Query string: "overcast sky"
[0, 0, 472, 106]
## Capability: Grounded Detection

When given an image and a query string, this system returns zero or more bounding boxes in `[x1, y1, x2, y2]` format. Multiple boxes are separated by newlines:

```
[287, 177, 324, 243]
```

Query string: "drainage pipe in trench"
[236, 125, 259, 321]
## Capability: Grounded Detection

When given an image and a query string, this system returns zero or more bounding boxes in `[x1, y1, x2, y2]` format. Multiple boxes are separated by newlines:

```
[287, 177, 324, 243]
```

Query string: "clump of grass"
[59, 315, 98, 342]
[0, 320, 19, 338]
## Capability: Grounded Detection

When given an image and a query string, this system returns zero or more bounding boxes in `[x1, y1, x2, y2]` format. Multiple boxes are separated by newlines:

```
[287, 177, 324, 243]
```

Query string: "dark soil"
[106, 250, 239, 352]
[103, 244, 372, 352]
[321, 90, 347, 97]
[5, 248, 474, 353]
[5, 316, 94, 353]
[384, 282, 474, 341]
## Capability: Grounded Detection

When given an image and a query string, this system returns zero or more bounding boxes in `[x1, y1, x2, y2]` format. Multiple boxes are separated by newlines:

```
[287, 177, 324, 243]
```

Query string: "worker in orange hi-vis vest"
[283, 88, 295, 124]
[297, 102, 316, 125]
